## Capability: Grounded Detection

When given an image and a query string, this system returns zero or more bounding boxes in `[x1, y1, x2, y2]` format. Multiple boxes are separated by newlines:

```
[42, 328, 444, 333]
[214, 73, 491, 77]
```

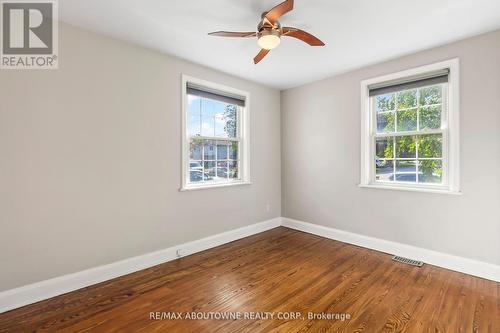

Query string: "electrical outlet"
[266, 203, 271, 213]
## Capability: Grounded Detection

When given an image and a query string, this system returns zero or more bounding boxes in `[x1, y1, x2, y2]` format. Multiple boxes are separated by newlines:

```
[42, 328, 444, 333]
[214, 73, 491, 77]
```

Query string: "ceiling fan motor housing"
[258, 14, 282, 33]
[258, 27, 281, 39]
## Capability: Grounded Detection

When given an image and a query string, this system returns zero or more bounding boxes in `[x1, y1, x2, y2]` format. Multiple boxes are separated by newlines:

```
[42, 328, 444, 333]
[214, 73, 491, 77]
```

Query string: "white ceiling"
[59, 0, 500, 90]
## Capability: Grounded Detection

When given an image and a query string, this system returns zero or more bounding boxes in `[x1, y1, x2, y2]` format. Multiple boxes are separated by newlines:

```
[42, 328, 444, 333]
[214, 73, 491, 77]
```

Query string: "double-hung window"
[360, 59, 460, 194]
[181, 75, 250, 191]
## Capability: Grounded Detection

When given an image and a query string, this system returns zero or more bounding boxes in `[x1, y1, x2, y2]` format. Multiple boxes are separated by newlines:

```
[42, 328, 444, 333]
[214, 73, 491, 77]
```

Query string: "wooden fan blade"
[254, 49, 270, 64]
[282, 27, 325, 46]
[265, 0, 294, 24]
[208, 31, 257, 38]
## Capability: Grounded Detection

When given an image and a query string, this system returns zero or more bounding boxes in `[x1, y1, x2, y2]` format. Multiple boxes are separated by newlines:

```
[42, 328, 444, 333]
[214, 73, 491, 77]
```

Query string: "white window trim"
[359, 59, 461, 195]
[180, 75, 251, 191]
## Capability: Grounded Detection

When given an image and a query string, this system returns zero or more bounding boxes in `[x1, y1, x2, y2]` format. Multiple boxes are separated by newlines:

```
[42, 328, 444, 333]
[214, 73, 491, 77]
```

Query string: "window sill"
[180, 181, 252, 192]
[358, 183, 462, 195]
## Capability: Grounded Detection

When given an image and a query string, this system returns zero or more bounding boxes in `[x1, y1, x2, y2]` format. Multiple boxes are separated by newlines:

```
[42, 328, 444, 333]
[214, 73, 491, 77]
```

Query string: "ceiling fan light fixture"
[258, 29, 281, 50]
[207, 0, 325, 64]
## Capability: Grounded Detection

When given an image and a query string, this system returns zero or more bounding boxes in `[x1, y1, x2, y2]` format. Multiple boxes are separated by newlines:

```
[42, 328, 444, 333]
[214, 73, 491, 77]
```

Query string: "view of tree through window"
[187, 95, 239, 184]
[373, 84, 444, 184]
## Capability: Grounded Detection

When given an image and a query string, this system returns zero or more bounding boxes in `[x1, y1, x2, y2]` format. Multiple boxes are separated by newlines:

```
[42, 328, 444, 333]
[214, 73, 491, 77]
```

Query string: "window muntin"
[372, 83, 447, 187]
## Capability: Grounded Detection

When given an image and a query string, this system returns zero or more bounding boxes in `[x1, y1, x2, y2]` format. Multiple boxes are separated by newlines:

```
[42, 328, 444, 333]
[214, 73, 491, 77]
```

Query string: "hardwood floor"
[1, 227, 499, 332]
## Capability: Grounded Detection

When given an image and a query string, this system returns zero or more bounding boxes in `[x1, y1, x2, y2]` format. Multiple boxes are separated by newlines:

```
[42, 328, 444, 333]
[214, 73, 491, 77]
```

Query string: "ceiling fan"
[208, 0, 325, 64]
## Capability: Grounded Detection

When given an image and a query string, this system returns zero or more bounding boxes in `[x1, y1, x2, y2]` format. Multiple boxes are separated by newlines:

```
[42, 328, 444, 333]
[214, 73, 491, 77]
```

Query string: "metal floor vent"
[392, 256, 424, 267]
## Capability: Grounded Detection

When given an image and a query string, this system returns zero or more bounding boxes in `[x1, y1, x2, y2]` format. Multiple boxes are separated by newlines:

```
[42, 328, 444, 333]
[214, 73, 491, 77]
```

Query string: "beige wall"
[0, 23, 281, 291]
[281, 29, 500, 265]
[2, 21, 499, 293]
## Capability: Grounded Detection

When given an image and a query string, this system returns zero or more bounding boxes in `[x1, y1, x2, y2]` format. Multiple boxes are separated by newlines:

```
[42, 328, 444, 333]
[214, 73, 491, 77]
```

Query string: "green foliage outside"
[223, 104, 239, 178]
[376, 85, 443, 183]
[223, 104, 237, 138]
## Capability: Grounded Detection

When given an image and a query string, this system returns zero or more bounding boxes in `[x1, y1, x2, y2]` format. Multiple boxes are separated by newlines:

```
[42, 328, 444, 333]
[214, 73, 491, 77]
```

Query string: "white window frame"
[180, 75, 251, 191]
[359, 59, 461, 194]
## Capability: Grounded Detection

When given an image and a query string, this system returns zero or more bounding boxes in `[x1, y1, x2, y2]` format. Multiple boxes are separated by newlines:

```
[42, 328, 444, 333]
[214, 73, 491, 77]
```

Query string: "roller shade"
[187, 83, 246, 107]
[369, 68, 449, 97]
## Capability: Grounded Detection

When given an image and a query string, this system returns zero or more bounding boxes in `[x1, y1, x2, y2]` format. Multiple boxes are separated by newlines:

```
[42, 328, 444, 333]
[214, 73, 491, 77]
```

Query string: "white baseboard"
[2, 216, 498, 314]
[0, 217, 282, 314]
[282, 217, 500, 283]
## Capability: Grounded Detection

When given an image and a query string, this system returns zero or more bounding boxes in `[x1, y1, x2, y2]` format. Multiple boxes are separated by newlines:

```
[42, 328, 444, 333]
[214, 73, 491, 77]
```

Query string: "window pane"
[375, 137, 394, 159]
[217, 141, 228, 160]
[200, 99, 218, 137]
[190, 169, 205, 183]
[189, 160, 203, 171]
[418, 134, 442, 158]
[394, 173, 416, 183]
[376, 94, 395, 112]
[396, 160, 417, 173]
[203, 140, 216, 160]
[199, 99, 238, 138]
[187, 95, 202, 137]
[204, 161, 216, 178]
[395, 135, 416, 158]
[216, 161, 228, 179]
[419, 105, 441, 130]
[222, 105, 238, 138]
[395, 160, 417, 183]
[229, 141, 239, 160]
[375, 160, 393, 182]
[190, 138, 203, 160]
[189, 160, 204, 183]
[397, 109, 417, 132]
[419, 160, 443, 184]
[377, 112, 395, 133]
[397, 89, 417, 109]
[419, 85, 442, 106]
[188, 94, 238, 139]
[228, 161, 239, 180]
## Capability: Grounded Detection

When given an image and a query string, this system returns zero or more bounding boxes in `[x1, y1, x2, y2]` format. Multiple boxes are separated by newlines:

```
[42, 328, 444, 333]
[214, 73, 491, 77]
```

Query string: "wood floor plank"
[0, 227, 499, 332]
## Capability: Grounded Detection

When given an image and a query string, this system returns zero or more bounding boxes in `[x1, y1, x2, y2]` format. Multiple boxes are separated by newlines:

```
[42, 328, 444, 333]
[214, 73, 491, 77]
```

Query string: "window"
[181, 75, 250, 190]
[360, 59, 460, 194]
